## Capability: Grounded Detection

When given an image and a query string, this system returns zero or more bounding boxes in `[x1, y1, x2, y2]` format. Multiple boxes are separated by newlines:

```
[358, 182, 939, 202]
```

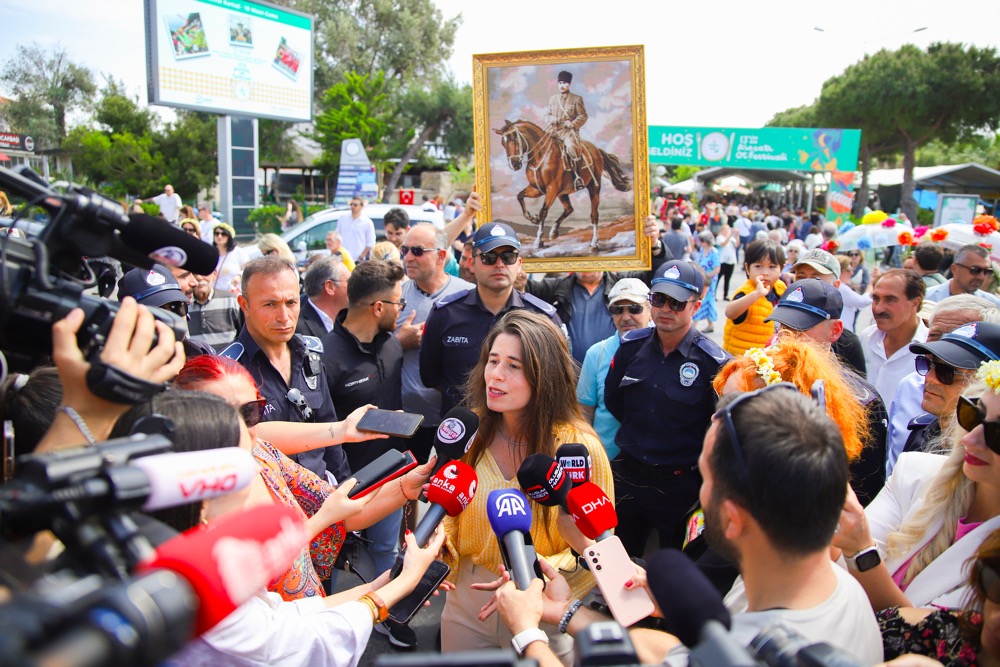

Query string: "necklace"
[497, 425, 527, 447]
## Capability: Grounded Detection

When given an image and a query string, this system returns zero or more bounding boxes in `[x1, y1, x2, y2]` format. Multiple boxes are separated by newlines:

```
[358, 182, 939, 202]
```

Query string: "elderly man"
[926, 244, 1000, 307]
[296, 257, 351, 337]
[151, 183, 182, 223]
[576, 278, 650, 460]
[325, 230, 356, 271]
[188, 268, 243, 351]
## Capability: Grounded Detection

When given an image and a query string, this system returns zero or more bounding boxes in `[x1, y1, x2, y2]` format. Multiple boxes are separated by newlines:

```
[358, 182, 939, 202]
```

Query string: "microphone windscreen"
[130, 449, 257, 512]
[555, 443, 591, 486]
[137, 504, 309, 634]
[486, 488, 532, 537]
[425, 461, 479, 515]
[122, 214, 220, 274]
[647, 548, 731, 648]
[433, 407, 479, 461]
[516, 454, 570, 508]
[566, 482, 617, 539]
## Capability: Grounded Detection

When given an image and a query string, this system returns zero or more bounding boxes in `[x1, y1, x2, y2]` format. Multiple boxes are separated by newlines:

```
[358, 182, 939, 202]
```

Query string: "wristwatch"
[511, 627, 549, 655]
[846, 544, 881, 572]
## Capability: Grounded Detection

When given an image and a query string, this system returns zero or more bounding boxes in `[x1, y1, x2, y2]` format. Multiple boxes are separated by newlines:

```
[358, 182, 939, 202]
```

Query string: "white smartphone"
[584, 536, 655, 627]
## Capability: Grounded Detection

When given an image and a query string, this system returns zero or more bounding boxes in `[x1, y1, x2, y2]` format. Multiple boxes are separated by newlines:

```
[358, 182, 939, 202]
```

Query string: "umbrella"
[837, 220, 912, 251]
[0, 151, 9, 162]
[935, 223, 1000, 262]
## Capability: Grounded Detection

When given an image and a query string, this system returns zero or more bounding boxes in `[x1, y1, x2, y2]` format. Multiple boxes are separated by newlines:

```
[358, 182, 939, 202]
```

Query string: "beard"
[702, 496, 740, 566]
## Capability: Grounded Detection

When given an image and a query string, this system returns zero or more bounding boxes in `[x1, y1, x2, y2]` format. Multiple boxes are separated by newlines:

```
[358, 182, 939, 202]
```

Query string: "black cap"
[909, 321, 1000, 369]
[118, 265, 186, 307]
[765, 279, 843, 331]
[473, 222, 521, 254]
[650, 261, 704, 301]
[557, 70, 573, 84]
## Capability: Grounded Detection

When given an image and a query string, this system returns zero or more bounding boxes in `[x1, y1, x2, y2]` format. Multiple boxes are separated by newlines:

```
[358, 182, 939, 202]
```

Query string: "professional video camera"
[0, 165, 217, 375]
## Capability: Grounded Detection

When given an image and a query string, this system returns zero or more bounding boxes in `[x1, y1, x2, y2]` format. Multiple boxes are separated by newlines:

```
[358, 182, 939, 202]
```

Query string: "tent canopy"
[866, 163, 1000, 194]
[693, 167, 810, 184]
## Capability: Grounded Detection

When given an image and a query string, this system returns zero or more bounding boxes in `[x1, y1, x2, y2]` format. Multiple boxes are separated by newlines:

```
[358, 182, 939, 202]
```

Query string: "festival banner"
[826, 171, 857, 228]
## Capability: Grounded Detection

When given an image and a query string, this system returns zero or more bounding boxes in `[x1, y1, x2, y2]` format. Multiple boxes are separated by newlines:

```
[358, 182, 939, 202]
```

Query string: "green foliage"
[140, 201, 161, 217]
[672, 165, 702, 183]
[259, 118, 297, 165]
[156, 110, 218, 199]
[64, 126, 164, 198]
[915, 133, 1000, 168]
[247, 205, 286, 235]
[765, 104, 819, 128]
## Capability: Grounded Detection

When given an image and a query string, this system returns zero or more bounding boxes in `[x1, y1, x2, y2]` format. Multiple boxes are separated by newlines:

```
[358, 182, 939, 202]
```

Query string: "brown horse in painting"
[494, 119, 631, 250]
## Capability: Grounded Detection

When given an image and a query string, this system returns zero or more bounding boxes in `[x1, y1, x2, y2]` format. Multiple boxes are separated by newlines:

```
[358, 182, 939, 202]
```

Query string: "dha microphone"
[131, 448, 257, 512]
[430, 407, 479, 474]
[566, 482, 617, 541]
[137, 503, 310, 634]
[555, 443, 591, 487]
[516, 454, 571, 511]
[411, 460, 478, 548]
[121, 213, 220, 274]
[486, 488, 542, 590]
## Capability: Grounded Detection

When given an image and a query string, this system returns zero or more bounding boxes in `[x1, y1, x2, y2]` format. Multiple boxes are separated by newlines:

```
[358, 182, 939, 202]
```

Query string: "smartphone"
[388, 558, 450, 624]
[356, 409, 425, 439]
[584, 537, 655, 627]
[347, 449, 418, 498]
[810, 379, 826, 413]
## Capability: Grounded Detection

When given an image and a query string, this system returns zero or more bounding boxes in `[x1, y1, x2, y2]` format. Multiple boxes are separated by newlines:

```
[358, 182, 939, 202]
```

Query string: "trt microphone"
[555, 443, 591, 487]
[516, 454, 570, 511]
[130, 448, 257, 512]
[430, 406, 479, 475]
[486, 488, 541, 590]
[121, 213, 220, 274]
[566, 481, 617, 541]
[137, 503, 310, 634]
[411, 460, 478, 548]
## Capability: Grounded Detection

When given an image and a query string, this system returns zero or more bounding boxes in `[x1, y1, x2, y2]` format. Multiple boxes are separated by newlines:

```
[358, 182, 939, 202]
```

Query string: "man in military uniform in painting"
[544, 70, 589, 191]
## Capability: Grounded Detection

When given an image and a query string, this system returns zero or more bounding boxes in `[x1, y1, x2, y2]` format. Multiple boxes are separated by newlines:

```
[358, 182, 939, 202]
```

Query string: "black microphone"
[516, 453, 570, 512]
[555, 443, 591, 487]
[120, 214, 219, 274]
[430, 407, 479, 474]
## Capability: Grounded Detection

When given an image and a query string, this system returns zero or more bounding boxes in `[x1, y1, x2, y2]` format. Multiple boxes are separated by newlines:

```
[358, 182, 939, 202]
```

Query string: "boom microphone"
[566, 482, 617, 541]
[486, 488, 541, 590]
[121, 213, 220, 274]
[555, 443, 591, 486]
[516, 454, 570, 511]
[137, 503, 310, 634]
[431, 407, 479, 473]
[411, 461, 478, 548]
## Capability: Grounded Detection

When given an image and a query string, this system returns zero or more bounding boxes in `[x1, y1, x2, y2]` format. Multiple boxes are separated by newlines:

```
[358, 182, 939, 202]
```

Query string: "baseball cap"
[118, 265, 186, 308]
[650, 260, 704, 301]
[473, 222, 521, 253]
[792, 248, 840, 276]
[608, 278, 650, 306]
[765, 279, 843, 331]
[909, 321, 1000, 369]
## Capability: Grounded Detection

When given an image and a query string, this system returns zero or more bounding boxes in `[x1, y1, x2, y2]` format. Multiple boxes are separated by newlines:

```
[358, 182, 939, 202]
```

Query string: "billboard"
[144, 0, 313, 122]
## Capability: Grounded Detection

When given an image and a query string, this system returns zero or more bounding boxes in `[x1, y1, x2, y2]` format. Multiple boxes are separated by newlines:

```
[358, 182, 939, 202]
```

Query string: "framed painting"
[473, 45, 649, 273]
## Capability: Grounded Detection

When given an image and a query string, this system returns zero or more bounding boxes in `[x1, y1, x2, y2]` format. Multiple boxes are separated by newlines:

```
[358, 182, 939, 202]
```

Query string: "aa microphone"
[486, 488, 541, 590]
[566, 481, 617, 541]
[430, 407, 479, 474]
[121, 213, 220, 274]
[411, 460, 478, 548]
[555, 443, 591, 486]
[137, 503, 310, 634]
[516, 454, 570, 511]
[131, 448, 257, 512]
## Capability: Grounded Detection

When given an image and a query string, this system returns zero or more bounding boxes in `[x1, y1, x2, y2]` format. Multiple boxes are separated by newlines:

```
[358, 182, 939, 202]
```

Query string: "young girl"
[722, 239, 786, 355]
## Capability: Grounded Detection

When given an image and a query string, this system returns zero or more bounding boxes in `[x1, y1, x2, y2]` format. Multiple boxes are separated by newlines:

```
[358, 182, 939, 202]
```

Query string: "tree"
[259, 118, 297, 202]
[765, 104, 819, 129]
[915, 132, 1000, 168]
[156, 110, 219, 200]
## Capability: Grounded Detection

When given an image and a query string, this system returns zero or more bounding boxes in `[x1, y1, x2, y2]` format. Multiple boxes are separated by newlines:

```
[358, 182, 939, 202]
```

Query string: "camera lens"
[595, 565, 602, 570]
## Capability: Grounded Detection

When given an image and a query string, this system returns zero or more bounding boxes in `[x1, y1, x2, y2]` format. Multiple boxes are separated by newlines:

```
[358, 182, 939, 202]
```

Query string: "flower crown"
[977, 359, 1000, 393]
[745, 347, 783, 386]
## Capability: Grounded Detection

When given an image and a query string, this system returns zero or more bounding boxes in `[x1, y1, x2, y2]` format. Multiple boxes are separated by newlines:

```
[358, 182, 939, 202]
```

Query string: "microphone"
[121, 213, 220, 274]
[136, 503, 310, 634]
[486, 488, 541, 590]
[566, 482, 617, 541]
[411, 460, 478, 548]
[555, 443, 591, 486]
[516, 454, 570, 511]
[430, 407, 479, 474]
[131, 448, 258, 512]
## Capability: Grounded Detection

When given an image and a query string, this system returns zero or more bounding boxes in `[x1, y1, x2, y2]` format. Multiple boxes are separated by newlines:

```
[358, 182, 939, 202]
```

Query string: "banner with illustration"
[826, 171, 857, 227]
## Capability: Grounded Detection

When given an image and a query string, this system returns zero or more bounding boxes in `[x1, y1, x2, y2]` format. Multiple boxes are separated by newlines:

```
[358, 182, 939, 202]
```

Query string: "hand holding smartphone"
[584, 536, 655, 627]
[356, 409, 424, 439]
[347, 449, 418, 499]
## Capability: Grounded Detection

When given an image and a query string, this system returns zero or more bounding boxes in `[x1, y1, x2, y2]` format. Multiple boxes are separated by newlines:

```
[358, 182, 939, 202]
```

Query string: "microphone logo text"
[494, 491, 527, 517]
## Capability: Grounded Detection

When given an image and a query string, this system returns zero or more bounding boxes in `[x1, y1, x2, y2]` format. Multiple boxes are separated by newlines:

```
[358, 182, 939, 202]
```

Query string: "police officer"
[420, 222, 562, 418]
[221, 255, 351, 484]
[604, 260, 730, 556]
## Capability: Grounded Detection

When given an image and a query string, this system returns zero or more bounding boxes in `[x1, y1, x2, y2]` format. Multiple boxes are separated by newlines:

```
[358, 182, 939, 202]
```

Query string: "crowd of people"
[5, 182, 1000, 667]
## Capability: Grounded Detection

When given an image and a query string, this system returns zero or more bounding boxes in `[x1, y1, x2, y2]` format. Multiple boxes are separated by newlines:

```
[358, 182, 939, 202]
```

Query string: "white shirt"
[307, 298, 335, 333]
[925, 280, 1000, 308]
[734, 216, 752, 237]
[860, 320, 928, 405]
[885, 371, 926, 476]
[153, 192, 183, 222]
[837, 282, 873, 333]
[336, 212, 376, 260]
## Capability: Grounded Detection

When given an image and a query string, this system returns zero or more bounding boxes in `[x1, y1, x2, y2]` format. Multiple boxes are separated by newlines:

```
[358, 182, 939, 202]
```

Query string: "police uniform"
[419, 287, 562, 418]
[902, 413, 941, 457]
[844, 372, 888, 506]
[221, 327, 351, 484]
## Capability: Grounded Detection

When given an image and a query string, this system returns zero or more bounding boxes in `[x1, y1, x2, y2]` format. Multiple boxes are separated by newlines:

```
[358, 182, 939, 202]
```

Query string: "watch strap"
[846, 545, 881, 572]
[511, 627, 549, 655]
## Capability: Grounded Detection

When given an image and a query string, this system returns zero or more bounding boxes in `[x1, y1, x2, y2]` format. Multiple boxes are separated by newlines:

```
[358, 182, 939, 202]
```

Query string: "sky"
[1, 0, 998, 129]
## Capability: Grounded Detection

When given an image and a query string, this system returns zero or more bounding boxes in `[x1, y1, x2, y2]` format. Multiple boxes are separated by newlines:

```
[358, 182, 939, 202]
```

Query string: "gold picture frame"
[473, 45, 649, 273]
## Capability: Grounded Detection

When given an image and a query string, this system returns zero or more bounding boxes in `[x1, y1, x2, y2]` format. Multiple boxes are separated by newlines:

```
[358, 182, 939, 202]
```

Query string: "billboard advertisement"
[144, 0, 313, 122]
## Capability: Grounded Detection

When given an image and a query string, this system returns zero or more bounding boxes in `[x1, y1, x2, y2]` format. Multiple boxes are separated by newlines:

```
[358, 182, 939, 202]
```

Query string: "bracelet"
[558, 599, 583, 634]
[59, 406, 97, 445]
[399, 476, 414, 502]
[357, 595, 379, 624]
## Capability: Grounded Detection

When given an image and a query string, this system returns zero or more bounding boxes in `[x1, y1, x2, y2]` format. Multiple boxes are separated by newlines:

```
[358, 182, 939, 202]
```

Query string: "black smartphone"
[388, 558, 450, 624]
[347, 449, 418, 498]
[356, 409, 425, 439]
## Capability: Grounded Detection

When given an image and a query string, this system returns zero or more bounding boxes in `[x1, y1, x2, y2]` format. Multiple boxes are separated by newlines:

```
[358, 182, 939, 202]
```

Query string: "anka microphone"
[121, 213, 220, 274]
[566, 482, 617, 541]
[130, 448, 257, 512]
[486, 488, 541, 590]
[555, 443, 591, 487]
[430, 407, 479, 474]
[136, 503, 309, 634]
[516, 454, 570, 511]
[411, 460, 478, 548]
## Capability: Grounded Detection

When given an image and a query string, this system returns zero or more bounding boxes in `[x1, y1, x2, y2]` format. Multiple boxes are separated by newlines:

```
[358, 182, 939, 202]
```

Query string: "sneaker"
[375, 618, 417, 649]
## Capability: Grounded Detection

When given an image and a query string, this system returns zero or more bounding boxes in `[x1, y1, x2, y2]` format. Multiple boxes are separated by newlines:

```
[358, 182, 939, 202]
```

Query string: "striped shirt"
[189, 290, 243, 351]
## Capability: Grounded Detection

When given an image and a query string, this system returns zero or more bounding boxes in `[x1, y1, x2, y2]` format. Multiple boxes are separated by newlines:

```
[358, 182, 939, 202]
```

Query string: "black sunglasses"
[915, 356, 972, 386]
[609, 304, 644, 316]
[956, 395, 1000, 454]
[285, 388, 315, 423]
[847, 252, 860, 258]
[714, 383, 800, 468]
[477, 250, 519, 266]
[977, 560, 1000, 604]
[954, 263, 995, 277]
[400, 245, 439, 258]
[239, 398, 267, 428]
[163, 301, 188, 318]
[648, 292, 694, 311]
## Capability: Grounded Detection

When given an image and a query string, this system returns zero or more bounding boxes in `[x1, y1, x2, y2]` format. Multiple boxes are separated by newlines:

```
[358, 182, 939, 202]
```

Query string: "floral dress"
[878, 606, 980, 666]
[693, 246, 720, 323]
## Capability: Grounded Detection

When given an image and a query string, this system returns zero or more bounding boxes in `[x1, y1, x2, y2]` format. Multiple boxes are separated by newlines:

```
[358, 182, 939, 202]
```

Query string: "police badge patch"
[679, 362, 699, 387]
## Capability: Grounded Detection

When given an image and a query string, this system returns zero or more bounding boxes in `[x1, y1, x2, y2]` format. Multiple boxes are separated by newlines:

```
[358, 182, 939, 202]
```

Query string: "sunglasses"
[214, 230, 229, 237]
[285, 388, 315, 423]
[714, 383, 800, 468]
[648, 292, 694, 311]
[954, 263, 995, 277]
[609, 304, 644, 316]
[239, 398, 267, 428]
[182, 226, 198, 234]
[847, 252, 860, 258]
[477, 250, 519, 266]
[400, 245, 439, 258]
[956, 395, 1000, 454]
[163, 301, 188, 318]
[370, 297, 406, 311]
[914, 356, 972, 386]
[977, 560, 1000, 604]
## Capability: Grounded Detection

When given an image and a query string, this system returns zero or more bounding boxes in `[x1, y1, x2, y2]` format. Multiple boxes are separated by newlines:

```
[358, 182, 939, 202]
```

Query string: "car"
[280, 203, 444, 261]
